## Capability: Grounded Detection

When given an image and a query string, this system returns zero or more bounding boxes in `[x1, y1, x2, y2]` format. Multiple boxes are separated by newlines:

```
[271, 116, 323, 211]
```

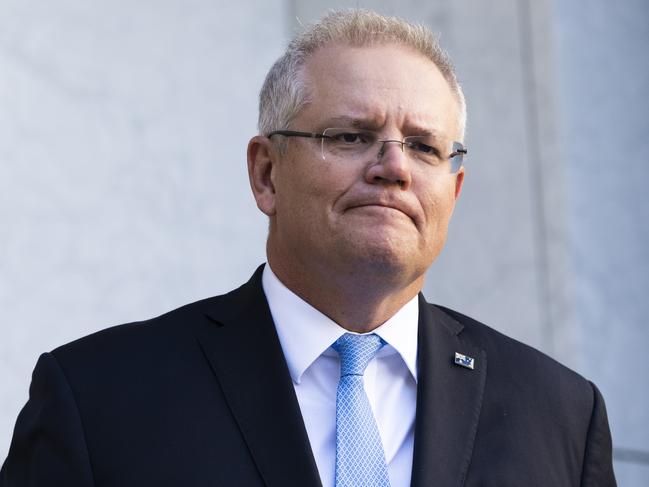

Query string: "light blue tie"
[332, 333, 391, 487]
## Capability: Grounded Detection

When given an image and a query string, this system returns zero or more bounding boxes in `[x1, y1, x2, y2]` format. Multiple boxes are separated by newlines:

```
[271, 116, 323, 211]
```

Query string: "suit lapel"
[197, 266, 322, 487]
[411, 296, 487, 487]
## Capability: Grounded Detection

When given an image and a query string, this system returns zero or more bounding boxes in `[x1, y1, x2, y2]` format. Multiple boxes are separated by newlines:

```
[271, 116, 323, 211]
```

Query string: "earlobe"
[247, 136, 277, 216]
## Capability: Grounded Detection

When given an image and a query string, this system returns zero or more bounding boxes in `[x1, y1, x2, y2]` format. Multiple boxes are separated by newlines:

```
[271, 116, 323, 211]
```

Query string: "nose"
[364, 140, 412, 189]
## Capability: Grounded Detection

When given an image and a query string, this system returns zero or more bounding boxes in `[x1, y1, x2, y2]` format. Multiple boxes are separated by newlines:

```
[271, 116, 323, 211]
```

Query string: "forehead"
[298, 43, 460, 138]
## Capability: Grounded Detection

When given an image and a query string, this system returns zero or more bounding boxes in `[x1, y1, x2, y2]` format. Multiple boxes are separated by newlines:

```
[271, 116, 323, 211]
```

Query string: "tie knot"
[333, 333, 384, 377]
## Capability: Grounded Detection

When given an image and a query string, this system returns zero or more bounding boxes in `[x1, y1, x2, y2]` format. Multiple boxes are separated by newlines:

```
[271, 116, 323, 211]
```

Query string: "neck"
[267, 252, 424, 333]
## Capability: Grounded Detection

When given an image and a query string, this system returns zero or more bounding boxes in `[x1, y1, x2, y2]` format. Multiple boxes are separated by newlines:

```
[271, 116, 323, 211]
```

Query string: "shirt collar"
[262, 264, 419, 384]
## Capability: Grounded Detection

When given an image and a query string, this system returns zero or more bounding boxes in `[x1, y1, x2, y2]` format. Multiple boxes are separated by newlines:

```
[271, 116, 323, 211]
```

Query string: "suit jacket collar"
[197, 265, 323, 487]
[411, 294, 487, 487]
[197, 266, 486, 487]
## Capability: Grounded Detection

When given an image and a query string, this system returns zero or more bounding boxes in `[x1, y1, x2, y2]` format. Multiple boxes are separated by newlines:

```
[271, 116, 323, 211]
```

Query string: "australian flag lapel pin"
[454, 352, 475, 370]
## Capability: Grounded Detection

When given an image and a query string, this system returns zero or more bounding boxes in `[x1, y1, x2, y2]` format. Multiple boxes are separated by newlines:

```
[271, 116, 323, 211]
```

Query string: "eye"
[407, 140, 439, 155]
[332, 132, 370, 144]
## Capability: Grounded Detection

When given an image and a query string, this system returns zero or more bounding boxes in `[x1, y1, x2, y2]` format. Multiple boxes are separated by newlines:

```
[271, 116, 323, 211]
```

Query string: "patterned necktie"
[332, 333, 391, 487]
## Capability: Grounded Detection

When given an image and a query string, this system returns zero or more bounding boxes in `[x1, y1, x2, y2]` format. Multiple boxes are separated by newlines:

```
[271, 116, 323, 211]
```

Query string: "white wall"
[0, 0, 286, 456]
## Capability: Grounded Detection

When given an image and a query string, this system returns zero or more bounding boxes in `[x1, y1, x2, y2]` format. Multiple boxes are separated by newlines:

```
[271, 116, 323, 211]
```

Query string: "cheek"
[280, 166, 355, 215]
[417, 181, 458, 231]
[272, 171, 333, 228]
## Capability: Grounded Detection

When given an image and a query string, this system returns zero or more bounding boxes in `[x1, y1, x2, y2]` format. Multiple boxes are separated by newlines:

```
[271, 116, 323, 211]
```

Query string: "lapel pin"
[454, 352, 475, 370]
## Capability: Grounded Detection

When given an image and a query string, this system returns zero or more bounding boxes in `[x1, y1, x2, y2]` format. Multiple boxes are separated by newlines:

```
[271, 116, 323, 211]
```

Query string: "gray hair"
[258, 9, 467, 141]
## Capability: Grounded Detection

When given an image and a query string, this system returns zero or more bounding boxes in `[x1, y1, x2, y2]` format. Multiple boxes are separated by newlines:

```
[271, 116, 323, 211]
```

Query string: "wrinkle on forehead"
[297, 43, 461, 141]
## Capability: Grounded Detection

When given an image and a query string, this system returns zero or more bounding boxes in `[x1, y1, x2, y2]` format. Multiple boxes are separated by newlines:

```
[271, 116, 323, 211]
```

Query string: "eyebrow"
[320, 116, 447, 139]
[320, 116, 369, 129]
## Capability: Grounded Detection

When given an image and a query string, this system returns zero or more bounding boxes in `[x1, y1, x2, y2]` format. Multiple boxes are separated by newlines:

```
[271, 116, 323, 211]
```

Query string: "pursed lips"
[344, 199, 419, 226]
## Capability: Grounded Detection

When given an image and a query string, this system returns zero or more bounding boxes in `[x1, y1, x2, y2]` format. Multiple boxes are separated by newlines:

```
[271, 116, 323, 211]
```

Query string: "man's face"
[255, 43, 464, 285]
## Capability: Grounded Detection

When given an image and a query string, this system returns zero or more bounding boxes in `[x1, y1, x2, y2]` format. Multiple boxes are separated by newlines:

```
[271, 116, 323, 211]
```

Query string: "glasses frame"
[267, 129, 467, 173]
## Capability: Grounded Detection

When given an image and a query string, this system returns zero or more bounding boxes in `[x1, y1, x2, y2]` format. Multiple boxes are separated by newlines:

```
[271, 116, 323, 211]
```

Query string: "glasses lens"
[403, 135, 448, 169]
[321, 128, 377, 161]
[320, 128, 465, 173]
[450, 141, 466, 173]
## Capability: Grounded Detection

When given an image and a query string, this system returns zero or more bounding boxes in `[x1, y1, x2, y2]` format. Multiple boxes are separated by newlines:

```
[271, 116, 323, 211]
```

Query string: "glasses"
[268, 127, 466, 174]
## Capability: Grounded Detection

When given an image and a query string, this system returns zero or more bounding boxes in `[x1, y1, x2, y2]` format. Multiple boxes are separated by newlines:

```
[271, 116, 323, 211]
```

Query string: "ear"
[453, 167, 465, 199]
[247, 135, 278, 216]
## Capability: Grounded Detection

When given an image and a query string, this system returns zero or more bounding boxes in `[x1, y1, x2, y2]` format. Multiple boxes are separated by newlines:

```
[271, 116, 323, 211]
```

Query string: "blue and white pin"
[454, 352, 475, 370]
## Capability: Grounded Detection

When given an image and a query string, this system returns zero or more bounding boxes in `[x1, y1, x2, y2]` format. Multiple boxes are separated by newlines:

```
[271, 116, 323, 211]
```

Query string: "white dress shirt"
[262, 264, 418, 487]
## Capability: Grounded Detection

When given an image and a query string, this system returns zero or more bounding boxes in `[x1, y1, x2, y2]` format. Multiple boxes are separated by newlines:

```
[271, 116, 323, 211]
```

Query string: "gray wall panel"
[0, 0, 287, 457]
[555, 0, 649, 474]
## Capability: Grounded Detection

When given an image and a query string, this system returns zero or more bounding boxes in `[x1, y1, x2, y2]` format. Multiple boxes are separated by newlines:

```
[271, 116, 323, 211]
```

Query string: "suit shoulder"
[49, 268, 264, 378]
[432, 304, 595, 398]
[434, 304, 568, 367]
[50, 293, 227, 367]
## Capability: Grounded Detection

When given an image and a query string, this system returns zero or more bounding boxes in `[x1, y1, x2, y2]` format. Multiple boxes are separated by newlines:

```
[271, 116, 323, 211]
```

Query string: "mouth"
[349, 203, 406, 214]
[345, 200, 418, 226]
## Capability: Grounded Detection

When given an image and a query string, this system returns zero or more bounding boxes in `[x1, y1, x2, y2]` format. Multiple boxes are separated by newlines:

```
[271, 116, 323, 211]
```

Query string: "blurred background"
[1, 0, 647, 483]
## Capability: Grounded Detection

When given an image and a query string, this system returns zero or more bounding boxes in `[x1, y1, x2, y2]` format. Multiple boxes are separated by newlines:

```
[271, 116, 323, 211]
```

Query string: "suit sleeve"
[580, 382, 617, 487]
[1, 353, 95, 487]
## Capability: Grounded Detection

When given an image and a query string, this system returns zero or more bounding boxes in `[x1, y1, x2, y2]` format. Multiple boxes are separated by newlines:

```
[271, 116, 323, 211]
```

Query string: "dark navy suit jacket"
[1, 266, 616, 486]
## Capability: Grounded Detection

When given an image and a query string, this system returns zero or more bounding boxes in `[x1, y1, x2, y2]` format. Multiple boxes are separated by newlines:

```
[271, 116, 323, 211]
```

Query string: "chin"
[339, 235, 424, 275]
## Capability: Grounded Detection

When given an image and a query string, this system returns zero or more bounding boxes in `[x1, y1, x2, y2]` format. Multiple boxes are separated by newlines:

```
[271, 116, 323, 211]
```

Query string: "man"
[2, 9, 616, 487]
